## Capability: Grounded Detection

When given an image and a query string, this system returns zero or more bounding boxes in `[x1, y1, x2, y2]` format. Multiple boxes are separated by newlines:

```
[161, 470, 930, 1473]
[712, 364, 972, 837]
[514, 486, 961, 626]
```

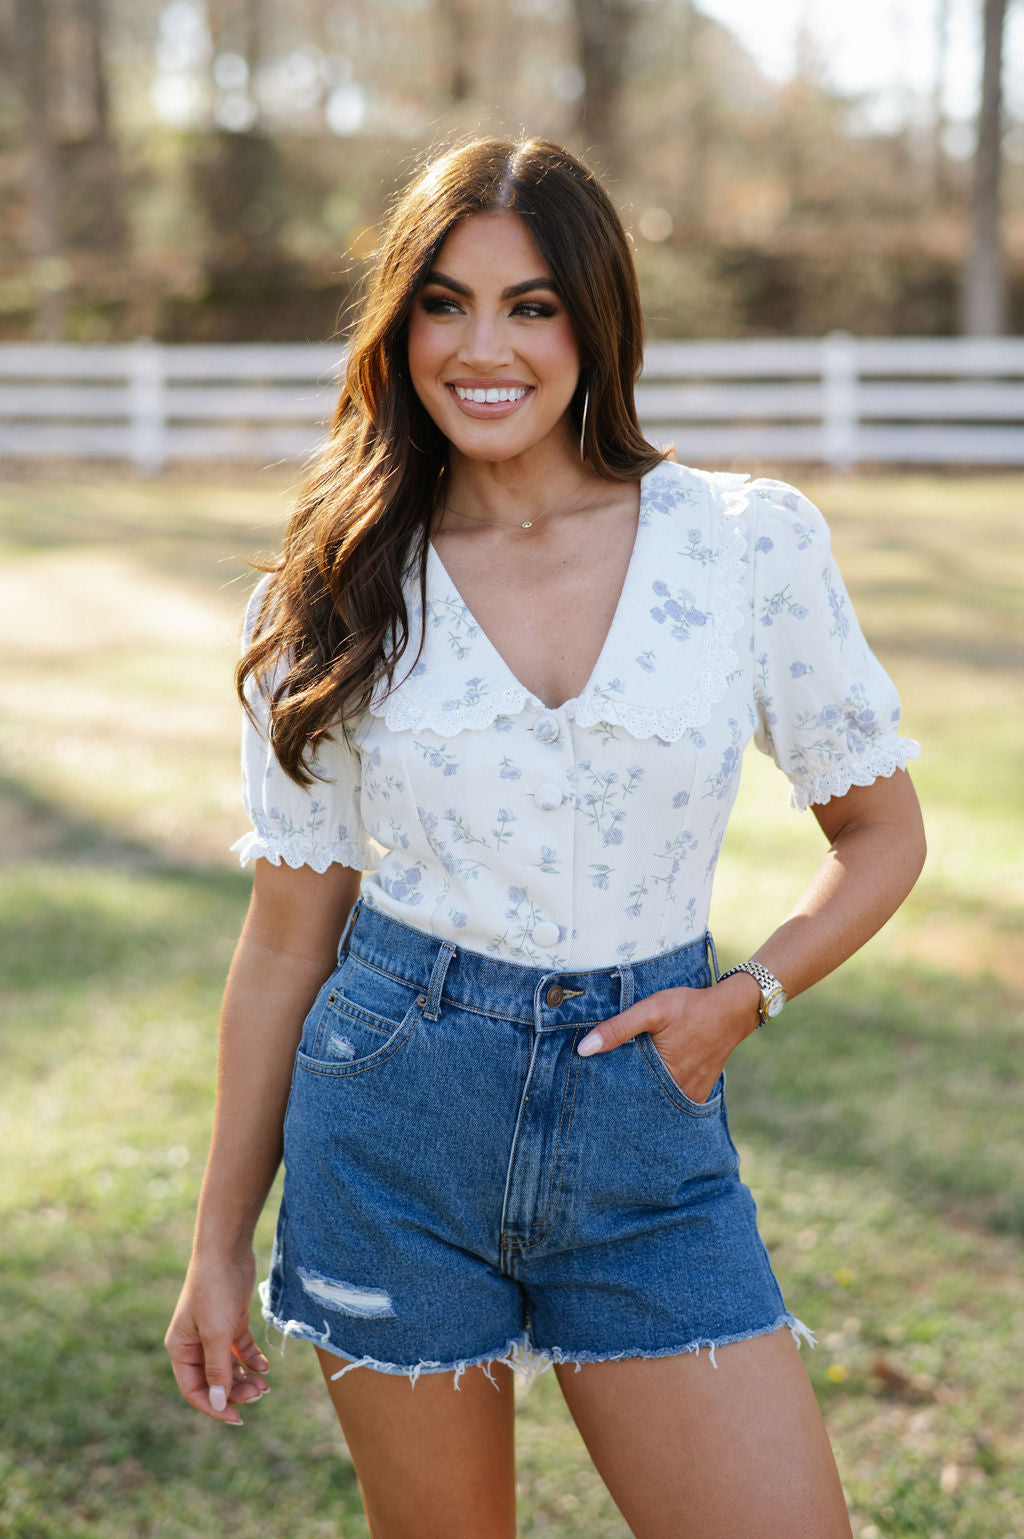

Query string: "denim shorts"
[260, 900, 812, 1384]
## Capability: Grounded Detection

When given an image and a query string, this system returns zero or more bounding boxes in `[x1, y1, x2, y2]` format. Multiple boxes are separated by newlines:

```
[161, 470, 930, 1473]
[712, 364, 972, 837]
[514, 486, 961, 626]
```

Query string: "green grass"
[1, 468, 1022, 1538]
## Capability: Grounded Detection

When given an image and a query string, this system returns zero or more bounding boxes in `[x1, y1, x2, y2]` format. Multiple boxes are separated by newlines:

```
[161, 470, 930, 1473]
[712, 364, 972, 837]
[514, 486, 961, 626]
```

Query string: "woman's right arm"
[164, 859, 363, 1424]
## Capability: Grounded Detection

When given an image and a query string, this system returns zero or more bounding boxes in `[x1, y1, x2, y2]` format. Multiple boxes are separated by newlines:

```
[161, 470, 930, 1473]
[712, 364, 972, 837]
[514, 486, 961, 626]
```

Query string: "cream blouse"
[232, 459, 919, 970]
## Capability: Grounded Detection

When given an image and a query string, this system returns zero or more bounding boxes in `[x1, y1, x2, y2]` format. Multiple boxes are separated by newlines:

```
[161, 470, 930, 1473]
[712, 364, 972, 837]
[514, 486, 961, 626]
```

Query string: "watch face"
[764, 989, 786, 1019]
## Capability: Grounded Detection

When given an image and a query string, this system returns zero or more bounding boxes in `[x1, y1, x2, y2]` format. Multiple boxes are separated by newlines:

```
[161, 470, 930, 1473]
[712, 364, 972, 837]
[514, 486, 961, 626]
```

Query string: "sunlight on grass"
[2, 469, 1022, 1538]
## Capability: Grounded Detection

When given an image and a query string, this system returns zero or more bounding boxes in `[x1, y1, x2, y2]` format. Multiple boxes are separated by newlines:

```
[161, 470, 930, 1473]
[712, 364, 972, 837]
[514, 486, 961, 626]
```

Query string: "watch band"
[717, 961, 787, 1027]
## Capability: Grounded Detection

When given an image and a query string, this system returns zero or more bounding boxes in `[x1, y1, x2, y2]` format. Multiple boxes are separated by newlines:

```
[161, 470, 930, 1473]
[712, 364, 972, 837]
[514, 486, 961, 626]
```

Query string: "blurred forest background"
[2, 0, 1023, 348]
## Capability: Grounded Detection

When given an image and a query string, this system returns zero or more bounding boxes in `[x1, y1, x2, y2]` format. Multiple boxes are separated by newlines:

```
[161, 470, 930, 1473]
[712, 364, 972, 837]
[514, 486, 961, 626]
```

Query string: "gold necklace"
[442, 503, 543, 531]
[440, 486, 595, 532]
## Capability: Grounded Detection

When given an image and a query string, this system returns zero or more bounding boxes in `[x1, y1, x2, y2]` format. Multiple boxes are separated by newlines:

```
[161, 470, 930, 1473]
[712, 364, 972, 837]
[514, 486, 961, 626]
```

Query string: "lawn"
[1, 466, 1022, 1538]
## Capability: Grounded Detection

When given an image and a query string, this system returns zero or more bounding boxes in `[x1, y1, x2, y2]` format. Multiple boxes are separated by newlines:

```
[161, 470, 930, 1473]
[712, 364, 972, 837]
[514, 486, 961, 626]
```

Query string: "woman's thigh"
[555, 1327, 852, 1539]
[315, 1349, 517, 1539]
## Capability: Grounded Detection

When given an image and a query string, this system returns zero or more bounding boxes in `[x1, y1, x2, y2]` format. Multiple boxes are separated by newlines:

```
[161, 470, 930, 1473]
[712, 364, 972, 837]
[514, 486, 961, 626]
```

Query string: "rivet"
[416, 995, 427, 1007]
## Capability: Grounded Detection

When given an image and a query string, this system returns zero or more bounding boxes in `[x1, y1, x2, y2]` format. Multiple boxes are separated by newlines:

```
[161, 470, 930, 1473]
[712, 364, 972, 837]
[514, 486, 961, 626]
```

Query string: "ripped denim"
[259, 899, 813, 1386]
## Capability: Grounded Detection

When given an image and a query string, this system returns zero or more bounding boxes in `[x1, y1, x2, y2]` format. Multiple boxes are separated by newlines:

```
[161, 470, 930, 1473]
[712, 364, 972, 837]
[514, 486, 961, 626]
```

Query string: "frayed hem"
[542, 1313, 817, 1372]
[259, 1284, 547, 1390]
[259, 1285, 815, 1388]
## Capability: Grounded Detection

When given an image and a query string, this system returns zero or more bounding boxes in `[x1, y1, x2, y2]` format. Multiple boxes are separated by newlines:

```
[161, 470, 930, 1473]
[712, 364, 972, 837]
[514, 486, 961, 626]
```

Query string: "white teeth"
[453, 385, 528, 404]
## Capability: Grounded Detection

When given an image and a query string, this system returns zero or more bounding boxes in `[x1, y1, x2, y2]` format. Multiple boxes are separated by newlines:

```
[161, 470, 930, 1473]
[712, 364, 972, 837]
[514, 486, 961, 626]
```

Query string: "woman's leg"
[555, 1327, 852, 1539]
[315, 1349, 517, 1539]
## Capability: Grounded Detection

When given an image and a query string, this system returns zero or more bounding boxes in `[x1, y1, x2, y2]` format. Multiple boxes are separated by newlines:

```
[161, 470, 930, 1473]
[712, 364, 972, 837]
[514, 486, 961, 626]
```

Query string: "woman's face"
[406, 210, 581, 466]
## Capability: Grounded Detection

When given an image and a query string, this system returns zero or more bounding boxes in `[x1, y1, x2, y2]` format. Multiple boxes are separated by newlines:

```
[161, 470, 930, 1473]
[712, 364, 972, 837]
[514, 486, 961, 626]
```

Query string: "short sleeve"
[229, 576, 382, 872]
[749, 480, 920, 811]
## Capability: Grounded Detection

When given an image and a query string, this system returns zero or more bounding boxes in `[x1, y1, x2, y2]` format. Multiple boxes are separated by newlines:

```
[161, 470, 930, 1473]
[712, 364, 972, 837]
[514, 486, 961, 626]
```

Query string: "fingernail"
[226, 1418, 244, 1427]
[209, 1385, 227, 1412]
[577, 1032, 603, 1057]
[255, 1354, 270, 1371]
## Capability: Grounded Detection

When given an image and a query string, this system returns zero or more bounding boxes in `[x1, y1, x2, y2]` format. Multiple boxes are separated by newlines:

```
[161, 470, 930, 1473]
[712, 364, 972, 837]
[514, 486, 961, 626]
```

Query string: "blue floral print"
[234, 460, 919, 961]
[650, 580, 709, 641]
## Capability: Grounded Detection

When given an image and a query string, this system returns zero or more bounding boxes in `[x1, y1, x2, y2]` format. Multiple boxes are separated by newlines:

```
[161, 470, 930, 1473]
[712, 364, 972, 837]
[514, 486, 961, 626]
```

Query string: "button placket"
[525, 706, 570, 958]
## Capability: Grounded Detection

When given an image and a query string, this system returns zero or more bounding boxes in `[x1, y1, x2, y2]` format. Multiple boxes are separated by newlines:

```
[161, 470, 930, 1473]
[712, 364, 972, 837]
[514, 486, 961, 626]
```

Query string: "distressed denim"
[260, 899, 812, 1384]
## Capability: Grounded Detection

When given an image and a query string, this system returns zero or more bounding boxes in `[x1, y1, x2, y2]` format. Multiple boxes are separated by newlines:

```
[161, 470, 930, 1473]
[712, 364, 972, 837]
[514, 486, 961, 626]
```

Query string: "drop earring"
[579, 385, 590, 462]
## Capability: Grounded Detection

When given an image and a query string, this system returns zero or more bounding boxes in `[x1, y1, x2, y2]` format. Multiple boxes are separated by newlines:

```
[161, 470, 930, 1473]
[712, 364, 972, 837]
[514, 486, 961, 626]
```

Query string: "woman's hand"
[577, 973, 762, 1103]
[165, 1248, 270, 1425]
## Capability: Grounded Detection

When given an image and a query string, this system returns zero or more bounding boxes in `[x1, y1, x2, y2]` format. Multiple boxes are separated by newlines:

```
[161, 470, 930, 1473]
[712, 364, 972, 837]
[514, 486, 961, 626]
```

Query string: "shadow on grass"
[723, 957, 1024, 1238]
[0, 769, 250, 994]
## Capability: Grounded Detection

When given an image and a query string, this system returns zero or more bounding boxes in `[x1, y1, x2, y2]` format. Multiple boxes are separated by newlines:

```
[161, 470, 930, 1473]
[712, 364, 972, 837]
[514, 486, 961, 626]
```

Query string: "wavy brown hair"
[240, 134, 665, 785]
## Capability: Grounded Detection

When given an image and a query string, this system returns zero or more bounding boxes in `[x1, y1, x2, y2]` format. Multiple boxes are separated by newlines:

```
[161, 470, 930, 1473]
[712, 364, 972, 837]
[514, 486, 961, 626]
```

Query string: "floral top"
[232, 459, 919, 970]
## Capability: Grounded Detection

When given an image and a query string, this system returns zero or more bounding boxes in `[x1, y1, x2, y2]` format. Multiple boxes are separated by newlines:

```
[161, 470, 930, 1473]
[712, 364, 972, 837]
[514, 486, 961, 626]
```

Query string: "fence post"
[129, 337, 166, 473]
[822, 330, 858, 469]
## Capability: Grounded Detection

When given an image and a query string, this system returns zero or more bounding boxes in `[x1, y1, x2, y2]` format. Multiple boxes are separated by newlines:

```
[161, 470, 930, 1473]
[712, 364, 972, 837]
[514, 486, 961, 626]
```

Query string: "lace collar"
[368, 459, 748, 742]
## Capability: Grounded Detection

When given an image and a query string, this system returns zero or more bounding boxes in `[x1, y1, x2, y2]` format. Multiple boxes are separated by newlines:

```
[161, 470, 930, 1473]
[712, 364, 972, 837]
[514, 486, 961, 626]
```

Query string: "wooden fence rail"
[1, 334, 1022, 471]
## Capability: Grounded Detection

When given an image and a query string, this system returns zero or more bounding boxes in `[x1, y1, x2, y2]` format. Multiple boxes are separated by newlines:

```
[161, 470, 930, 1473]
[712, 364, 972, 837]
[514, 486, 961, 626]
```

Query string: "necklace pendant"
[520, 520, 533, 529]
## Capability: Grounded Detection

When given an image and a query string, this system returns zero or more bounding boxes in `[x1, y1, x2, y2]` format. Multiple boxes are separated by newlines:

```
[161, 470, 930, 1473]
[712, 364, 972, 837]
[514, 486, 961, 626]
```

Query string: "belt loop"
[336, 896, 362, 960]
[616, 960, 634, 1014]
[706, 930, 721, 983]
[424, 940, 456, 1021]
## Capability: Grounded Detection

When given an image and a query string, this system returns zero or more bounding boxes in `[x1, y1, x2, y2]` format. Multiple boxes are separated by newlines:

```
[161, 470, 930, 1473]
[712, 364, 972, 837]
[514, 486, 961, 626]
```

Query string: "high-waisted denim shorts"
[260, 900, 812, 1384]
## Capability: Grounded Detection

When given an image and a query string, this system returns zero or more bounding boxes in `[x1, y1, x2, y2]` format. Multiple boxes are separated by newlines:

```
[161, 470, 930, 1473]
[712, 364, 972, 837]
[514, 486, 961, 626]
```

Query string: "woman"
[166, 137, 924, 1538]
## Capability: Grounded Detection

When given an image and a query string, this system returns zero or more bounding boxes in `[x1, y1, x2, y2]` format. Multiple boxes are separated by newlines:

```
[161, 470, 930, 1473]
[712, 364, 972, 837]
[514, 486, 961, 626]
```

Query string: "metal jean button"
[545, 983, 565, 1007]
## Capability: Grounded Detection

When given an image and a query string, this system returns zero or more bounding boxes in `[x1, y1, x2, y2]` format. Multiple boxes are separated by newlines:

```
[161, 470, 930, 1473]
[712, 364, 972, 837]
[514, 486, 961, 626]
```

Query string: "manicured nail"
[255, 1354, 270, 1371]
[225, 1417, 244, 1427]
[209, 1385, 227, 1412]
[577, 1032, 603, 1057]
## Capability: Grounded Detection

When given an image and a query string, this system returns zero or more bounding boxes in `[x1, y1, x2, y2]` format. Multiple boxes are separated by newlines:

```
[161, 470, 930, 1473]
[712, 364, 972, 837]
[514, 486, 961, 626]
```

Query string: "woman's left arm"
[578, 768, 926, 1102]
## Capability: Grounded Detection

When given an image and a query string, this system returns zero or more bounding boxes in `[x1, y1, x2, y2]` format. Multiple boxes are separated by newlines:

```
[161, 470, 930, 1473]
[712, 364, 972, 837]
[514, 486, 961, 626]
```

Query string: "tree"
[73, 0, 129, 252]
[961, 0, 1007, 335]
[569, 0, 636, 169]
[12, 0, 68, 338]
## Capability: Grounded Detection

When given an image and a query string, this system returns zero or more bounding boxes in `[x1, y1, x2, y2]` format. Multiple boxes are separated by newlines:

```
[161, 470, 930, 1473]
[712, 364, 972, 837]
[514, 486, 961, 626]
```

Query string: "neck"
[442, 440, 600, 528]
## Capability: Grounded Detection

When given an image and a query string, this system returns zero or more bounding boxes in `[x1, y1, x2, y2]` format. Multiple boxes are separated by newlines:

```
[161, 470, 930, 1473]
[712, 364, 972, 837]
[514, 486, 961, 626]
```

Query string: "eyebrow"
[423, 269, 559, 301]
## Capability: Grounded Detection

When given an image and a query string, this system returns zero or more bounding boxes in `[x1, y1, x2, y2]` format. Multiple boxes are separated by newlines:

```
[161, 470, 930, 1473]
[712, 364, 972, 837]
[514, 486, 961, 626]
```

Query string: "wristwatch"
[717, 961, 787, 1027]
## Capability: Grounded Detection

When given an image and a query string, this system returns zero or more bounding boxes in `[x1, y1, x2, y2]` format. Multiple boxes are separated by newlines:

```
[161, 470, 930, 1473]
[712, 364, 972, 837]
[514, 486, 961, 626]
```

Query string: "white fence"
[1, 334, 1023, 471]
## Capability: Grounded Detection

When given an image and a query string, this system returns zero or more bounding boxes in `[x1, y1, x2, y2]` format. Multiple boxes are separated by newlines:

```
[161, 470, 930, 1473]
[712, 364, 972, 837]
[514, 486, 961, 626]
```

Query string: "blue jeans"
[260, 899, 811, 1384]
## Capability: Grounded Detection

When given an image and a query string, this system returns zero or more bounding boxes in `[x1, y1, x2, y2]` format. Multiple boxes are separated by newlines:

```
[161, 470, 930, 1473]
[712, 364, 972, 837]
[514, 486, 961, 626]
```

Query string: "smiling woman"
[165, 136, 923, 1539]
[408, 222, 578, 455]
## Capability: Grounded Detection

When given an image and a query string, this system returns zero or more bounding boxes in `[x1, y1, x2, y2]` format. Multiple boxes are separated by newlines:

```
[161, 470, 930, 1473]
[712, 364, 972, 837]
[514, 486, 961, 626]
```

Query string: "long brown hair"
[240, 135, 664, 785]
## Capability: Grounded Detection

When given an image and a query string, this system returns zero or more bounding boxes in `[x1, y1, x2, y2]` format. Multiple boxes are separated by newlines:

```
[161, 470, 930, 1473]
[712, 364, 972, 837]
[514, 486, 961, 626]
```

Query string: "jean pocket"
[297, 956, 426, 1075]
[635, 1034, 725, 1117]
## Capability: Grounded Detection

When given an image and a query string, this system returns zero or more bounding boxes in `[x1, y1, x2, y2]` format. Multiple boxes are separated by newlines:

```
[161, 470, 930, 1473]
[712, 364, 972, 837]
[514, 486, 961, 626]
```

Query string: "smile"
[452, 385, 530, 403]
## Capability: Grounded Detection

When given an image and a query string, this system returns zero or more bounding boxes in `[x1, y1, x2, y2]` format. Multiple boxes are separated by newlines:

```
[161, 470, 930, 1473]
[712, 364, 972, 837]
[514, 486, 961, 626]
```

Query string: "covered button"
[534, 782, 563, 811]
[531, 921, 560, 948]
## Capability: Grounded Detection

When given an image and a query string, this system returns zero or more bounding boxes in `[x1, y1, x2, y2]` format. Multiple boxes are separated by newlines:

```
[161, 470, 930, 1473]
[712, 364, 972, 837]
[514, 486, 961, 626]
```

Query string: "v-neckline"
[426, 476, 648, 713]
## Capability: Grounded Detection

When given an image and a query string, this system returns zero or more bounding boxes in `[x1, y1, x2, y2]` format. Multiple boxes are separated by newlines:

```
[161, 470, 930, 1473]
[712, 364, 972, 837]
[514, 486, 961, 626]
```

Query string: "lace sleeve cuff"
[229, 830, 382, 873]
[786, 736, 921, 812]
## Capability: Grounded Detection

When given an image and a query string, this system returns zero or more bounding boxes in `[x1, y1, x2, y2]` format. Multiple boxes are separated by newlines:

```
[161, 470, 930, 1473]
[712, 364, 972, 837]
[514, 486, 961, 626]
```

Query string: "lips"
[453, 385, 529, 403]
[445, 382, 533, 418]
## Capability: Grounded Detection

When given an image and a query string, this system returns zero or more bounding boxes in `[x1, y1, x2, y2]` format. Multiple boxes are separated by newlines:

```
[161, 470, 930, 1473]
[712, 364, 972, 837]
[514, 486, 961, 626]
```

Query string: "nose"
[456, 310, 514, 371]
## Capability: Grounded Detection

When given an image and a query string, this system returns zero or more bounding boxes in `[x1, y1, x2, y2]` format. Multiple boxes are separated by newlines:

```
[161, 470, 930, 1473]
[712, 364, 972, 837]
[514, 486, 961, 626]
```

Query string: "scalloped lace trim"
[787, 737, 921, 812]
[230, 831, 379, 873]
[369, 473, 749, 742]
[372, 682, 529, 735]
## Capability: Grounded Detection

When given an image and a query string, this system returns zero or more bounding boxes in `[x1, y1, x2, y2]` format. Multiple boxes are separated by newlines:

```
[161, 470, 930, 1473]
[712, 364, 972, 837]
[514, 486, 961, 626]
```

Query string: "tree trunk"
[13, 0, 68, 339]
[929, 0, 951, 204]
[961, 0, 1006, 335]
[242, 0, 264, 125]
[76, 0, 129, 252]
[570, 0, 634, 170]
[435, 0, 475, 104]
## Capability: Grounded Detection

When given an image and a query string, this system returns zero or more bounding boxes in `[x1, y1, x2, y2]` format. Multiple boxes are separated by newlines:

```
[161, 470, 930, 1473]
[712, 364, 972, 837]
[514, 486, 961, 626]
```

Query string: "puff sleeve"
[749, 481, 920, 811]
[229, 576, 382, 872]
